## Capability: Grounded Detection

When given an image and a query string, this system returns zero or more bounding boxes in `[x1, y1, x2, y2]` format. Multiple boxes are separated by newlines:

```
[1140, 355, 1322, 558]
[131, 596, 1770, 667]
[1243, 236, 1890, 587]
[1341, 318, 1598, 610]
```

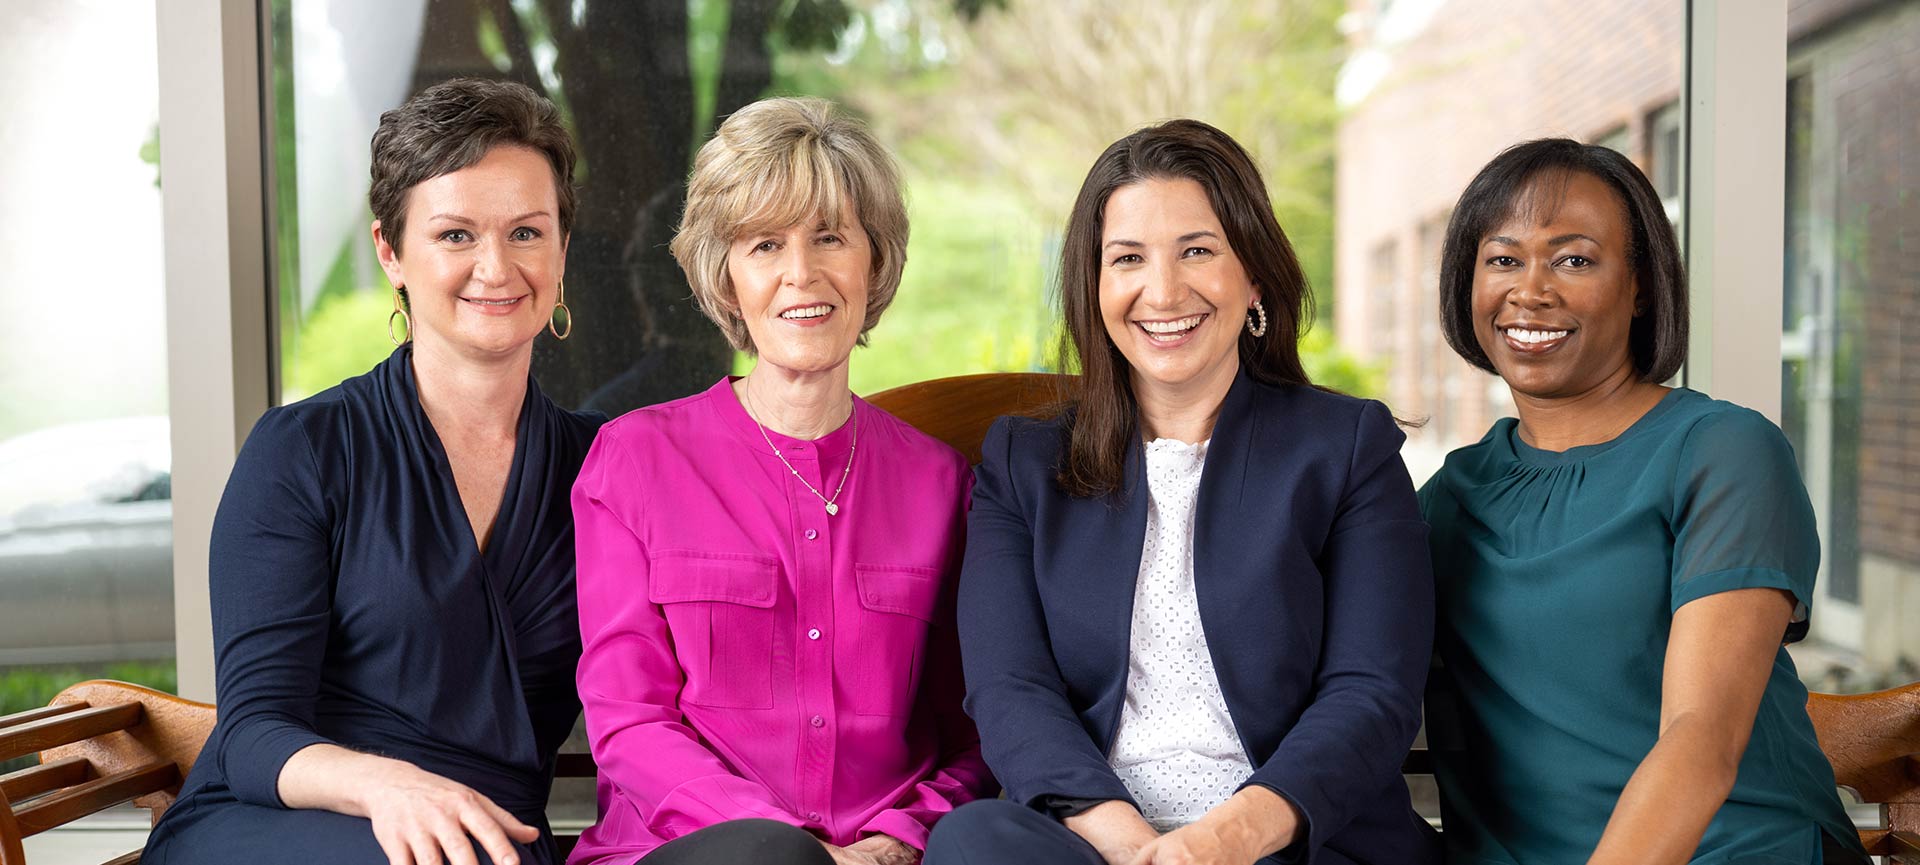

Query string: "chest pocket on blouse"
[843, 563, 944, 717]
[648, 552, 779, 710]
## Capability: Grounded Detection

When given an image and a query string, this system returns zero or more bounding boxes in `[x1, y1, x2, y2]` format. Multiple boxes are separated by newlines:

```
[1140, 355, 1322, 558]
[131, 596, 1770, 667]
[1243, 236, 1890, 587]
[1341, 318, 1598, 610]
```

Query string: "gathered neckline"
[1503, 388, 1691, 468]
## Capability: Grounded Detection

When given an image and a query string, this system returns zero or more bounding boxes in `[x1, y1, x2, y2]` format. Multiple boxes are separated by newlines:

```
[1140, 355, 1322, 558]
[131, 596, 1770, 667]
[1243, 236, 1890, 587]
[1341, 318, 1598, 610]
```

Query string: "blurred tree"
[830, 0, 1344, 306]
[405, 1, 735, 413]
[781, 0, 1371, 394]
[401, 0, 1001, 414]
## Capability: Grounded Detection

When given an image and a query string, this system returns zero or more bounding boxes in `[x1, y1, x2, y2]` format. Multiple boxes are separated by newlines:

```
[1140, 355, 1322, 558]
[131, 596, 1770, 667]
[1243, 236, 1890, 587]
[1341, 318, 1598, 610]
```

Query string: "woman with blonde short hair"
[568, 97, 995, 865]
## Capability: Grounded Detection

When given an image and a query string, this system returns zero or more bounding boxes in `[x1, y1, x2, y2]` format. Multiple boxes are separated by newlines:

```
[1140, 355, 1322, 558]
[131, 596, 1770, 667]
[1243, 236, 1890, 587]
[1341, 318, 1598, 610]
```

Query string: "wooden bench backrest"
[865, 372, 1070, 463]
[5, 373, 1917, 861]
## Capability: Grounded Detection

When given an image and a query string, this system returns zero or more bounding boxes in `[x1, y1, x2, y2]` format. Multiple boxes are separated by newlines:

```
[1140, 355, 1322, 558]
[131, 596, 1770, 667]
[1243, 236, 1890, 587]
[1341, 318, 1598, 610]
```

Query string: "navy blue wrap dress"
[145, 346, 603, 865]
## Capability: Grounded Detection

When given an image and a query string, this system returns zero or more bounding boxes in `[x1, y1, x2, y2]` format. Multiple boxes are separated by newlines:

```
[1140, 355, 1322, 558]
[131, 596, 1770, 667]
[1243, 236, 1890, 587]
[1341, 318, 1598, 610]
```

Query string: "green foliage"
[780, 0, 857, 52]
[1300, 326, 1385, 398]
[139, 124, 161, 189]
[731, 177, 1058, 395]
[285, 289, 398, 402]
[688, 0, 732, 146]
[0, 661, 177, 773]
[753, 0, 1377, 397]
[269, 0, 307, 387]
[849, 178, 1055, 394]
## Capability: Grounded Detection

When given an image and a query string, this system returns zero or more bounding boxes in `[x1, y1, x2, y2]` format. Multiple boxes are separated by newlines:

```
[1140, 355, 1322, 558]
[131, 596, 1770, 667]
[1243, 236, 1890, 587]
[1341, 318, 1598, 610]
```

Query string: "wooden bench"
[4, 372, 1916, 863]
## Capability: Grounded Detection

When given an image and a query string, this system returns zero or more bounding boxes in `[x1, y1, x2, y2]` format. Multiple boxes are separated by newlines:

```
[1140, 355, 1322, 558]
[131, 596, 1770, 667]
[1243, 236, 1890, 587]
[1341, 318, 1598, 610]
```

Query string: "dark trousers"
[926, 799, 1295, 865]
[924, 799, 1109, 865]
[641, 819, 836, 865]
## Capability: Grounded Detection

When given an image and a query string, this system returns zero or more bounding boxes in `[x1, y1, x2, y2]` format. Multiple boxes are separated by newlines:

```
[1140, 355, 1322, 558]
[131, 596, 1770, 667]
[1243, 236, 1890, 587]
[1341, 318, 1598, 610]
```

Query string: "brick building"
[1332, 0, 1684, 481]
[1780, 0, 1920, 677]
[1334, 0, 1920, 680]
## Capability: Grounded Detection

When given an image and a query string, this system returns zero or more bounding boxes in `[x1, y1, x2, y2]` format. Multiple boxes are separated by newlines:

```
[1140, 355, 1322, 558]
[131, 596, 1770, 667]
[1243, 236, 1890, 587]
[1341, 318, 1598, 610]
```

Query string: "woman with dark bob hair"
[924, 119, 1439, 865]
[145, 78, 602, 865]
[1419, 138, 1869, 864]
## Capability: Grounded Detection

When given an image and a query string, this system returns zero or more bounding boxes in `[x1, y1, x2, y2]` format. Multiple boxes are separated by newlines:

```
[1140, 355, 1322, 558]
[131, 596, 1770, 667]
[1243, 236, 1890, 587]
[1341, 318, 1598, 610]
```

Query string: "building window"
[1369, 240, 1400, 359]
[1415, 216, 1449, 437]
[1648, 101, 1683, 221]
[1591, 124, 1631, 156]
[1781, 0, 1920, 691]
[1333, 0, 1680, 479]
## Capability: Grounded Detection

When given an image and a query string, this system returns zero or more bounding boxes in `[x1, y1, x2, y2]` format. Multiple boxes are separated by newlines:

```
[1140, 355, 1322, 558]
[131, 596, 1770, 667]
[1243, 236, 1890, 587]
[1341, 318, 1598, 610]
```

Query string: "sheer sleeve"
[1669, 407, 1820, 641]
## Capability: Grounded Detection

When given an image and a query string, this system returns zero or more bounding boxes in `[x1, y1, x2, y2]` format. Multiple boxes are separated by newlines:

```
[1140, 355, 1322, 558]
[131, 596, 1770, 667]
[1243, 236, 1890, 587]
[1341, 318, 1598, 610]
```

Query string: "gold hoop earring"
[388, 289, 411, 346]
[1247, 298, 1269, 338]
[549, 280, 573, 340]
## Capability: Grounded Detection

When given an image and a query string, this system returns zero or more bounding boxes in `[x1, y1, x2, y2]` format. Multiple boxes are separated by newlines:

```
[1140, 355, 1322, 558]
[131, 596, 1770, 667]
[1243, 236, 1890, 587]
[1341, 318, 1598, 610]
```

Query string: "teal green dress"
[1419, 387, 1866, 865]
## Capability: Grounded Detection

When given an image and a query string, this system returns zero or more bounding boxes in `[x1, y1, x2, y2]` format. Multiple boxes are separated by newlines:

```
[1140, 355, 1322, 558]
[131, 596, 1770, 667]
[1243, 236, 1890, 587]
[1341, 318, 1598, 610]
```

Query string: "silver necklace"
[745, 388, 857, 516]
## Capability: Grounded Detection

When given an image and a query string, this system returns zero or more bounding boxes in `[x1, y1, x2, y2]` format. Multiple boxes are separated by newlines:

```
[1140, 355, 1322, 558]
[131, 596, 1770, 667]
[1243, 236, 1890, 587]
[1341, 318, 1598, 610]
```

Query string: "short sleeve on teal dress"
[1668, 407, 1819, 640]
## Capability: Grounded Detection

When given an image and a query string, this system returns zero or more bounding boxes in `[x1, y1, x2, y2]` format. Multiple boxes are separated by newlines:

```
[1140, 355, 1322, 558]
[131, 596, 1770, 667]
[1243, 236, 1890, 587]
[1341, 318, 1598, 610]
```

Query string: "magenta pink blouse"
[567, 378, 994, 864]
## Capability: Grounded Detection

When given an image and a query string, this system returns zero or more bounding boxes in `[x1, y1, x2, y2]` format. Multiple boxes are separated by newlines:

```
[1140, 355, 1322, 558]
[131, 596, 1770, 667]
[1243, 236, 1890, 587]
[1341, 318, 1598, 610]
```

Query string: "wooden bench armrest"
[1808, 682, 1920, 819]
[1886, 829, 1920, 863]
[38, 680, 214, 816]
[0, 706, 144, 766]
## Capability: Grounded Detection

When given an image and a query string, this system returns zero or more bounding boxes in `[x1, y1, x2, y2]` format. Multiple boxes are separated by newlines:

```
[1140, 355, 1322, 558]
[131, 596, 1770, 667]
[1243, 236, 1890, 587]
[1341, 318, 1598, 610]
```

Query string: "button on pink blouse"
[568, 378, 994, 864]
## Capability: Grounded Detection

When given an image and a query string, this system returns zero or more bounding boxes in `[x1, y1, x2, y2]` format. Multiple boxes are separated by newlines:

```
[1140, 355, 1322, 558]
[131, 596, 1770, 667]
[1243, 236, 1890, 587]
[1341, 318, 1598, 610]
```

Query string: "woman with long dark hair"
[924, 120, 1439, 865]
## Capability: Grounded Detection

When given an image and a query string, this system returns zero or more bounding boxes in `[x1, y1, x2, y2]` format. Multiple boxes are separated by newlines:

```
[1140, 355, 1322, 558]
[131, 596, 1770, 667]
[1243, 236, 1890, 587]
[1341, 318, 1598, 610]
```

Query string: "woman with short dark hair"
[924, 119, 1439, 865]
[144, 77, 602, 865]
[1420, 138, 1870, 864]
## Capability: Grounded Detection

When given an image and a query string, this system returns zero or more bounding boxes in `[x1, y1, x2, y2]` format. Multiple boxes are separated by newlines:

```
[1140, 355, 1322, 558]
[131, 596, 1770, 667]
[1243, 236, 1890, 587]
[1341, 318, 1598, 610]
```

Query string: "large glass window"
[267, 0, 1698, 827]
[1781, 0, 1920, 693]
[267, 0, 1107, 411]
[0, 0, 174, 759]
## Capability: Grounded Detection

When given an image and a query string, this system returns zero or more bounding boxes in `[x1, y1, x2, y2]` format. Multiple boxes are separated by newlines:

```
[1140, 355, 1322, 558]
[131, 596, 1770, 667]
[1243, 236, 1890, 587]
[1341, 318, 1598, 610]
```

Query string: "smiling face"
[373, 145, 565, 359]
[1099, 177, 1255, 401]
[1471, 170, 1642, 400]
[727, 214, 873, 375]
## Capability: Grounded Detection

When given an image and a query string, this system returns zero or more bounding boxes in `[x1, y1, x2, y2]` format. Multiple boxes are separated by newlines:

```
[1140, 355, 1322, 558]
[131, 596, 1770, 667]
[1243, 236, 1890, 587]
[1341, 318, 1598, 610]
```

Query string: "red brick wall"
[1812, 2, 1920, 565]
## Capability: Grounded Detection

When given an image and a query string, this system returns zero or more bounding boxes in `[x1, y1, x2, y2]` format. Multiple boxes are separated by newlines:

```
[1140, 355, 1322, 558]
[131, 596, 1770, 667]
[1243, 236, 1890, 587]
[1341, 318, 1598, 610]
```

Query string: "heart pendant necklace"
[746, 388, 856, 517]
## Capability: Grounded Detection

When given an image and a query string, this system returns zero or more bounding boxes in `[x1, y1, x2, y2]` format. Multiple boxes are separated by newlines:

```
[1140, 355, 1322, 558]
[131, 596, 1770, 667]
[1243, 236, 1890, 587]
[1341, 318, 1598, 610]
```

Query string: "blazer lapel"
[1052, 431, 1151, 740]
[1192, 372, 1268, 743]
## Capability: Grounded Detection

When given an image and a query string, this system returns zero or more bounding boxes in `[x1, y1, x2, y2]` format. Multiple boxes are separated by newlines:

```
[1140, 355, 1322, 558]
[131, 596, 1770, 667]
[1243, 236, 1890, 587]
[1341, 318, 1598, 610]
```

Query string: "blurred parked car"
[0, 417, 173, 666]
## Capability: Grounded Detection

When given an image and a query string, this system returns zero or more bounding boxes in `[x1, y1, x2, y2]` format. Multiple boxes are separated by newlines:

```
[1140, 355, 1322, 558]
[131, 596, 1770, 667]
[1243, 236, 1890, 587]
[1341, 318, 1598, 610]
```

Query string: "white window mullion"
[1684, 0, 1789, 421]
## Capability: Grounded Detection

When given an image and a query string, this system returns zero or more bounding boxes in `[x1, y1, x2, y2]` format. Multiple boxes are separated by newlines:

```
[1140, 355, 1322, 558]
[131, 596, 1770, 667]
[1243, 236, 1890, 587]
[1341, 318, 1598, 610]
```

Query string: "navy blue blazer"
[957, 372, 1439, 865]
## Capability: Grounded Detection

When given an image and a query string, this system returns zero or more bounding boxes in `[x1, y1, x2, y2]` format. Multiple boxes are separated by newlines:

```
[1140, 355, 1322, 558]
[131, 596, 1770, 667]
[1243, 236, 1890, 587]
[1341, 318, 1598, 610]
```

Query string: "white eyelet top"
[1107, 437, 1254, 832]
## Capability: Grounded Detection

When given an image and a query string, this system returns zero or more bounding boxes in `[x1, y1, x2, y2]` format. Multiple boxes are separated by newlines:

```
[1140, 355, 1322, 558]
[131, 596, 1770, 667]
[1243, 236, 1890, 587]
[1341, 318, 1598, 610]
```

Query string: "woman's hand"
[358, 762, 537, 865]
[825, 834, 919, 865]
[822, 834, 918, 865]
[1126, 787, 1299, 865]
[279, 744, 536, 865]
[1064, 800, 1162, 865]
[1126, 822, 1252, 865]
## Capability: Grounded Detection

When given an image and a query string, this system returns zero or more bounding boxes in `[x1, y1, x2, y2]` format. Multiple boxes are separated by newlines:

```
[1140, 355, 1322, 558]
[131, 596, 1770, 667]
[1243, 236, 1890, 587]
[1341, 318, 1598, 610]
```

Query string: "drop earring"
[549, 280, 573, 340]
[388, 288, 411, 346]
